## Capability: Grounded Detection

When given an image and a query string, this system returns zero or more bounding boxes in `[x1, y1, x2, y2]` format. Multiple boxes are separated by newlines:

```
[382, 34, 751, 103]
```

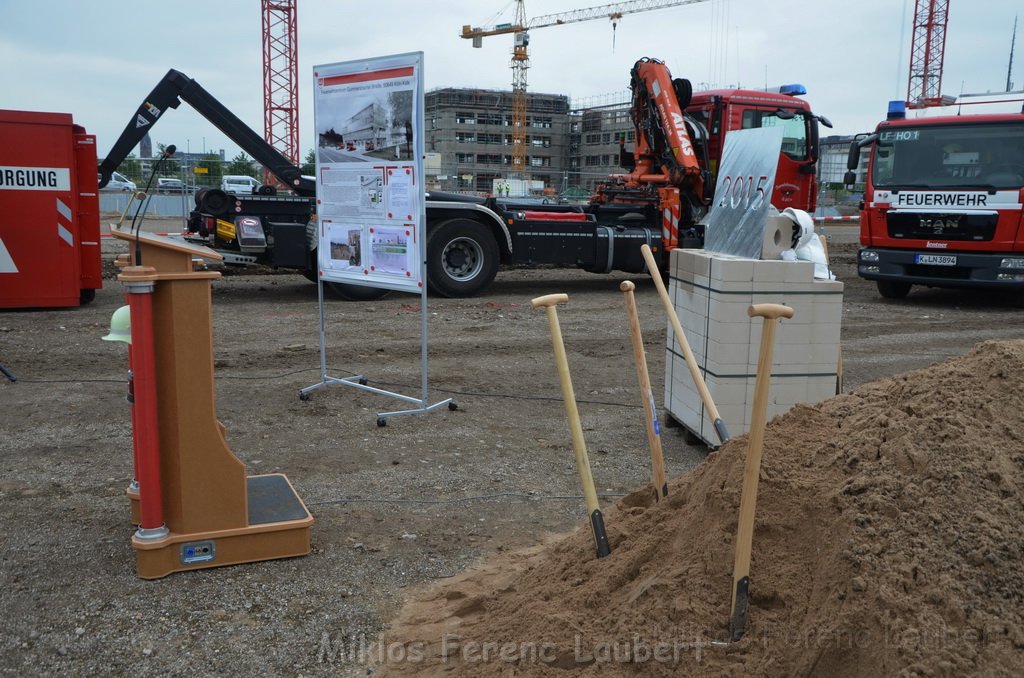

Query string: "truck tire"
[426, 218, 499, 298]
[876, 280, 912, 299]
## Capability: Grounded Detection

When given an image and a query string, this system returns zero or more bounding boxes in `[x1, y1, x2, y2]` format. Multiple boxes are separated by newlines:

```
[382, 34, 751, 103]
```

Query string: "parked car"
[156, 178, 187, 194]
[99, 171, 136, 192]
[220, 175, 260, 195]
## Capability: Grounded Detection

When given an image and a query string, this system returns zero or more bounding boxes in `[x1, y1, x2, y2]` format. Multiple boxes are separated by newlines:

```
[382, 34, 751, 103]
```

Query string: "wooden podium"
[111, 228, 312, 579]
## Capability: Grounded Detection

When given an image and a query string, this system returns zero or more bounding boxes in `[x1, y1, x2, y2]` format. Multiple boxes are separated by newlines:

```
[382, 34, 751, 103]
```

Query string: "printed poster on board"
[313, 52, 424, 293]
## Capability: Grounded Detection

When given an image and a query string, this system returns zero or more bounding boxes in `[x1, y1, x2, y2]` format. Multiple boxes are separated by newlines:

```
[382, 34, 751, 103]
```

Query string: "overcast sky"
[2, 0, 1019, 161]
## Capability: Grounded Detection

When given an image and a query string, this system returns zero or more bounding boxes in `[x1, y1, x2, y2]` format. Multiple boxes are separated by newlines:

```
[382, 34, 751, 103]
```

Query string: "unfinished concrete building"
[424, 87, 572, 195]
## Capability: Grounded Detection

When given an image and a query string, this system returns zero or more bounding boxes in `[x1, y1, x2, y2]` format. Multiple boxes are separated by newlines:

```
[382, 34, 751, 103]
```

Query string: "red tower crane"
[262, 0, 299, 183]
[906, 0, 951, 108]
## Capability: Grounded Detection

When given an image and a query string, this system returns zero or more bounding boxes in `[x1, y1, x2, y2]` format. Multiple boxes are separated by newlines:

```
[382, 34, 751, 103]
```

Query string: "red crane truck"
[846, 97, 1024, 298]
[99, 61, 829, 300]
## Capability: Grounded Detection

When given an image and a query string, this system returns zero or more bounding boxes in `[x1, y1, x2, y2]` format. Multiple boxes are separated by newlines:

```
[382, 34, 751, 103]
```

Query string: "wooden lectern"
[111, 227, 312, 579]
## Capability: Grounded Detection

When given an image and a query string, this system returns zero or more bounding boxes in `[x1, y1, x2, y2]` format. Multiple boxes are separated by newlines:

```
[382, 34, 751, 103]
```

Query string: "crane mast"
[262, 0, 300, 183]
[906, 0, 950, 108]
[511, 0, 529, 175]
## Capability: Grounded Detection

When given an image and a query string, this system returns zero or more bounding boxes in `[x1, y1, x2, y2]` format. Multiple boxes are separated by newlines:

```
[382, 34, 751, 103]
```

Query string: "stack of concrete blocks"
[664, 248, 844, 447]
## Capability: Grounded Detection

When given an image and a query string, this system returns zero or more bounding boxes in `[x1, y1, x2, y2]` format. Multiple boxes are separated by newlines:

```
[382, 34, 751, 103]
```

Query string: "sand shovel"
[532, 293, 611, 559]
[620, 280, 668, 501]
[729, 303, 794, 641]
[640, 244, 730, 444]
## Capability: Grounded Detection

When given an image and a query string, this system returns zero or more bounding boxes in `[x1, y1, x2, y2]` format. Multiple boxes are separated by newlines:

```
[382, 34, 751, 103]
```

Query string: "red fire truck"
[847, 97, 1024, 298]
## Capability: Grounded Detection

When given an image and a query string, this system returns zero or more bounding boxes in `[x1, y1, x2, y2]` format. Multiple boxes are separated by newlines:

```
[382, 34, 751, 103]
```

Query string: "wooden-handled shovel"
[729, 303, 794, 641]
[639, 244, 730, 444]
[531, 293, 611, 559]
[620, 280, 668, 501]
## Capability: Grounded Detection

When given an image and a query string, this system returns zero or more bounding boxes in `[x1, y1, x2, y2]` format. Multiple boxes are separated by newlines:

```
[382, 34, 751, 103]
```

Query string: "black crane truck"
[99, 67, 824, 300]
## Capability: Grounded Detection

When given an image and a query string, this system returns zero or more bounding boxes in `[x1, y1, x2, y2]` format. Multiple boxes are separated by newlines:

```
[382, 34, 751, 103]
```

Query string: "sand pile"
[376, 340, 1024, 677]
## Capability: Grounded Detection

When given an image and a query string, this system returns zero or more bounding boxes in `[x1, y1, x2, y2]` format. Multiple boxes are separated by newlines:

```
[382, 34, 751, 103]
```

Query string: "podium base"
[132, 474, 313, 579]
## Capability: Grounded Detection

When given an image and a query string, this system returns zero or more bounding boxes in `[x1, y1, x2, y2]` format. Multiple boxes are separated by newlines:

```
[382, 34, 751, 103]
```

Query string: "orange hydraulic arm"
[624, 58, 705, 198]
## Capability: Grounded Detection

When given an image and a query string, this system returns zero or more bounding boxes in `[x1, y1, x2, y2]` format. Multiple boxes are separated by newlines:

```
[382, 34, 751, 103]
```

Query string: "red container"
[0, 109, 102, 308]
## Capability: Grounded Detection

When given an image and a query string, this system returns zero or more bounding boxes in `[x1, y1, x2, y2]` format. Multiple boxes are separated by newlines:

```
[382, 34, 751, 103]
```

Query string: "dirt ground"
[3, 218, 1024, 676]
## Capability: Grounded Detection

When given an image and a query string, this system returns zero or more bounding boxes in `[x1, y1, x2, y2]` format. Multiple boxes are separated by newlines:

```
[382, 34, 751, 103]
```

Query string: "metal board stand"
[299, 270, 454, 427]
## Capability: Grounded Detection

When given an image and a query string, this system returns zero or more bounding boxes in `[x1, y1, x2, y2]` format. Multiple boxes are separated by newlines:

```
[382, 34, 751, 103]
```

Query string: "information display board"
[313, 53, 424, 293]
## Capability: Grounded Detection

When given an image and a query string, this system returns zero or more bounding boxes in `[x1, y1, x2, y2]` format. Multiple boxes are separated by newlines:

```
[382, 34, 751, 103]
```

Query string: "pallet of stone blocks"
[664, 248, 843, 447]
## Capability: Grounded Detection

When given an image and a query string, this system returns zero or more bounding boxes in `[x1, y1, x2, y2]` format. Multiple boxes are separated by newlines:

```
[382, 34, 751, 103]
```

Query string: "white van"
[100, 171, 137, 192]
[221, 175, 260, 195]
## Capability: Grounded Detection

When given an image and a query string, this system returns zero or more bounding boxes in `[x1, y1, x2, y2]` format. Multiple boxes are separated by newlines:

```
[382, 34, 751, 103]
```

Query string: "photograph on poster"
[370, 227, 415, 276]
[327, 224, 362, 268]
[316, 71, 415, 163]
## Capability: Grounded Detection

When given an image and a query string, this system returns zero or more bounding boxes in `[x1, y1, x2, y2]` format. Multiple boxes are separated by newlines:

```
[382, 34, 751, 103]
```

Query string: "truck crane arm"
[625, 57, 708, 200]
[98, 69, 313, 196]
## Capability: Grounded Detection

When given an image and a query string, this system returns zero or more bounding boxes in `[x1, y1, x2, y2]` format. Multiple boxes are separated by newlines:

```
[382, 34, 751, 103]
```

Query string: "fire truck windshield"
[872, 122, 1024, 190]
[741, 108, 809, 160]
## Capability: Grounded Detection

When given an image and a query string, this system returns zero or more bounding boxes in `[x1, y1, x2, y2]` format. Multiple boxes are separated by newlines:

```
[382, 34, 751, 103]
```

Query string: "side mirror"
[846, 141, 862, 171]
[816, 115, 833, 129]
[843, 170, 857, 188]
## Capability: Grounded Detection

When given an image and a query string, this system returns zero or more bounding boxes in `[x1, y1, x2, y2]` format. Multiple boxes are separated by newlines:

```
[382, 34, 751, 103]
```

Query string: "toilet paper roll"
[760, 217, 788, 260]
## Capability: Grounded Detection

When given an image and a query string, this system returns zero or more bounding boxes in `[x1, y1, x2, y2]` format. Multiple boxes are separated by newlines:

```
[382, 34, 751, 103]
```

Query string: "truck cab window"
[741, 109, 809, 160]
[873, 124, 1024, 189]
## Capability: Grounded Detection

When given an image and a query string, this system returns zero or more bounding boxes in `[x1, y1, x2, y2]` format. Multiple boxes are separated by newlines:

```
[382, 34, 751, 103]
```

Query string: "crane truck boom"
[99, 61, 828, 300]
[98, 69, 310, 195]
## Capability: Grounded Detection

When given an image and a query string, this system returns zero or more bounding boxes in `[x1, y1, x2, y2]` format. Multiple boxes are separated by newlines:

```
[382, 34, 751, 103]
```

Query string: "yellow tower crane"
[461, 0, 710, 178]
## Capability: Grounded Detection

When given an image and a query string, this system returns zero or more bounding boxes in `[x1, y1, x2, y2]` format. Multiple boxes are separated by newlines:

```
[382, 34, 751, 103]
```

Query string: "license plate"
[915, 254, 957, 266]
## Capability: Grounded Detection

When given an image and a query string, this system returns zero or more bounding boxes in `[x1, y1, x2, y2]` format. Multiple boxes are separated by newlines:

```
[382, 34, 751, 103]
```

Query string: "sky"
[2, 0, 1020, 162]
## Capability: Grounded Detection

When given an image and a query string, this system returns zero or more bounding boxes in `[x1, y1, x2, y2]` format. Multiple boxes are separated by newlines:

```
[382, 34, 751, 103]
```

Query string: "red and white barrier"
[813, 216, 859, 223]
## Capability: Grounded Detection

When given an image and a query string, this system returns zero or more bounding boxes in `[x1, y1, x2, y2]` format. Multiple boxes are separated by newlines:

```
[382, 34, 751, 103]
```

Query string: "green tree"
[302, 149, 316, 176]
[226, 152, 258, 178]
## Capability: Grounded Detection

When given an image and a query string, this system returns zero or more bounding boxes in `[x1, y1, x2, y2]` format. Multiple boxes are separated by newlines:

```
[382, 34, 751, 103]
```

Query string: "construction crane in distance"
[262, 0, 299, 184]
[461, 0, 710, 177]
[905, 0, 951, 108]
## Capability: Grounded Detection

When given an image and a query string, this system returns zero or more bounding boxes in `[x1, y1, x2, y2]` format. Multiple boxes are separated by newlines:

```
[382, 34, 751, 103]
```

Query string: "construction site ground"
[2, 218, 1024, 676]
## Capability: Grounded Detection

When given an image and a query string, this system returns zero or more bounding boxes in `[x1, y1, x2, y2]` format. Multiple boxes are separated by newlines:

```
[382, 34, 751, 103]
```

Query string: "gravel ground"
[2, 221, 1024, 676]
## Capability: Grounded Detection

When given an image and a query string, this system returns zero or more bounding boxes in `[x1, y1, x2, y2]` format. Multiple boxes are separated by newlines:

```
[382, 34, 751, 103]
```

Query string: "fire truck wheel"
[324, 282, 390, 302]
[876, 280, 912, 299]
[79, 289, 96, 305]
[426, 218, 499, 298]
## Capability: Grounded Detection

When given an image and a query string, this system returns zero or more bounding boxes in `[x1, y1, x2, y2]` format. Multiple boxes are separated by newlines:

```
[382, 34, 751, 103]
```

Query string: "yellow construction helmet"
[102, 305, 132, 344]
